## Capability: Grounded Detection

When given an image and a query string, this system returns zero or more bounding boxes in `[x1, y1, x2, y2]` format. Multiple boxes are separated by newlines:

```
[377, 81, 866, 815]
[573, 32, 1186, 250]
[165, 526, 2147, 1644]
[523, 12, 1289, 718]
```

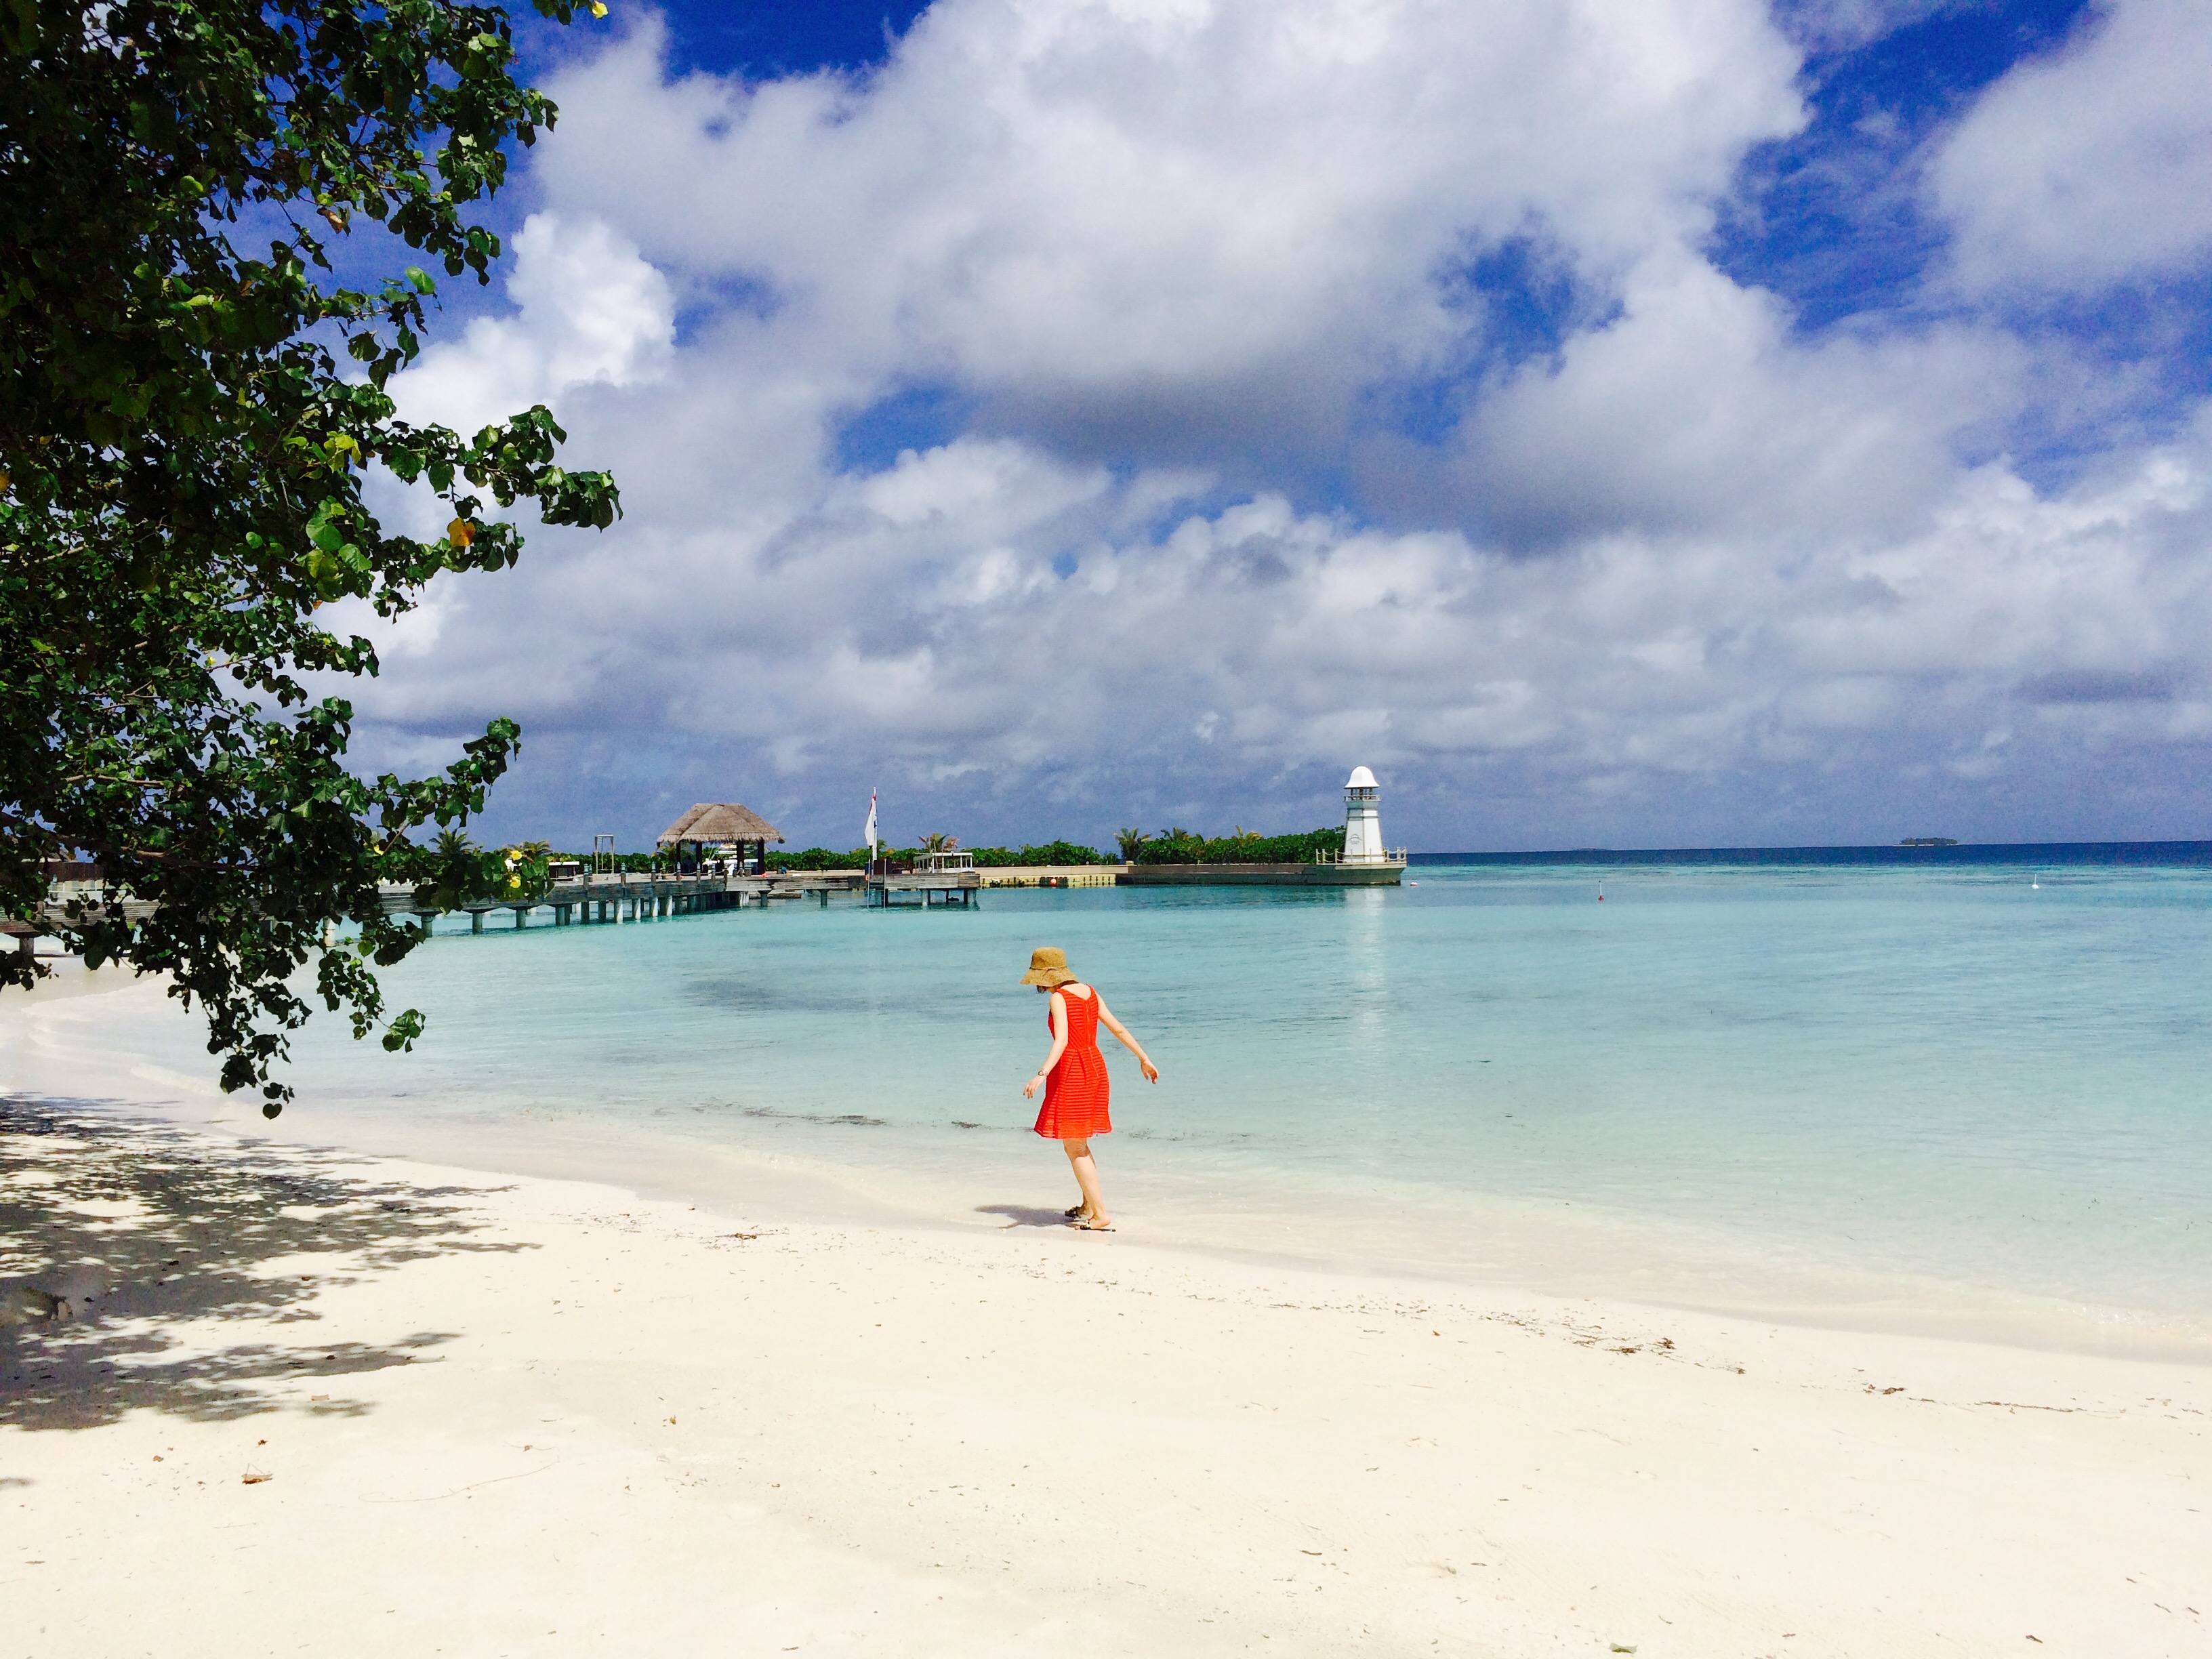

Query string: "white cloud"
[1419, 255, 2022, 542]
[352, 209, 677, 657]
[859, 438, 1107, 531]
[1933, 0, 2212, 293]
[534, 1, 1801, 424]
[324, 1, 2212, 849]
[390, 211, 675, 438]
[344, 400, 2212, 843]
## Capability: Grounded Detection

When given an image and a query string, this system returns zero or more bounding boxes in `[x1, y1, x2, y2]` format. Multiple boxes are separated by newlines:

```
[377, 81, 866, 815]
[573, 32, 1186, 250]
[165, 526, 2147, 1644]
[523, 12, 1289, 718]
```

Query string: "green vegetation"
[769, 847, 872, 872]
[2, 1, 617, 1112]
[558, 830, 1341, 874]
[556, 850, 677, 874]
[968, 841, 1117, 867]
[1128, 827, 1345, 864]
[768, 832, 1343, 869]
[415, 834, 551, 909]
[769, 840, 1118, 870]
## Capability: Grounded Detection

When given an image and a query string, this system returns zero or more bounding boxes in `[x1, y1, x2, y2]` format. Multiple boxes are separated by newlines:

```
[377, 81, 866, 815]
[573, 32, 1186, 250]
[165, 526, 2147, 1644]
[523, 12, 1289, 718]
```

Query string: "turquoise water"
[68, 859, 2212, 1334]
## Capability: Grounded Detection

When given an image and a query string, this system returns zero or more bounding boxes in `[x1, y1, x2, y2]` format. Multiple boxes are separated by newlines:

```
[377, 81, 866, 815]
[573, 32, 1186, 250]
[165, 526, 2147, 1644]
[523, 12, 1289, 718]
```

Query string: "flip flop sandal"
[1065, 1216, 1114, 1231]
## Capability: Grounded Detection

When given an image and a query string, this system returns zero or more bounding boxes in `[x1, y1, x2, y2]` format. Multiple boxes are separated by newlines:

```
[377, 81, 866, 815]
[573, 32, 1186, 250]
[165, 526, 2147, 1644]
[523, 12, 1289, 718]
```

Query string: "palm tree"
[920, 832, 960, 855]
[1115, 826, 1148, 860]
[1155, 826, 1203, 863]
[419, 826, 487, 910]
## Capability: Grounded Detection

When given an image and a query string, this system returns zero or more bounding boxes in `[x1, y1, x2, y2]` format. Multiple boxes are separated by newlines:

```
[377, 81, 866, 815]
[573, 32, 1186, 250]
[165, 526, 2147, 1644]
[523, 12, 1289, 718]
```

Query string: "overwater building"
[657, 803, 784, 873]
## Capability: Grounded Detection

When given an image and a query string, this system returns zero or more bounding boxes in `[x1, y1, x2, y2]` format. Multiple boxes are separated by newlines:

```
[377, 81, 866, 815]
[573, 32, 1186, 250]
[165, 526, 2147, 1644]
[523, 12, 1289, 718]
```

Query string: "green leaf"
[0, 0, 616, 1108]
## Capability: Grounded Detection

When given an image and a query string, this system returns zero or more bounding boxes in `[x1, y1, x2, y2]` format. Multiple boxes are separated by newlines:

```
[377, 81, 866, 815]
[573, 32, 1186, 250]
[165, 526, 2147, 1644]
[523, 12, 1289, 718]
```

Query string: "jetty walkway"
[377, 868, 867, 932]
[9, 857, 1399, 960]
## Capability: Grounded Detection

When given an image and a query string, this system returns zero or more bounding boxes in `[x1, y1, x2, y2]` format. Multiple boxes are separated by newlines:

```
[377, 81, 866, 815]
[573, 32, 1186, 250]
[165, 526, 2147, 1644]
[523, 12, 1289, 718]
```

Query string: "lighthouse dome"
[1345, 765, 1378, 790]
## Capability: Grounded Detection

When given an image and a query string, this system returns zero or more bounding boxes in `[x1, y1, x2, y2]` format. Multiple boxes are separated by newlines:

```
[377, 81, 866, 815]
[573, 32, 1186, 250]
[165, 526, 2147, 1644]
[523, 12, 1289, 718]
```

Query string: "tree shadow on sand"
[1, 1094, 532, 1431]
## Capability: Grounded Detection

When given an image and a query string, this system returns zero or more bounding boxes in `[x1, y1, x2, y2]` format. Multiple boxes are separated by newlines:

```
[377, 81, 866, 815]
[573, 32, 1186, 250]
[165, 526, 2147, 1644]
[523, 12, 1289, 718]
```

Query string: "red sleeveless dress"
[1033, 985, 1112, 1140]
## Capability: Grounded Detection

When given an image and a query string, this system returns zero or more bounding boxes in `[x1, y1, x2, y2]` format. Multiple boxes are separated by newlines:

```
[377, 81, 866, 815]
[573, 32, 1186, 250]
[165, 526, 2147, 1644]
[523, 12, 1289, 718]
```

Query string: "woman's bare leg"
[1063, 1137, 1108, 1225]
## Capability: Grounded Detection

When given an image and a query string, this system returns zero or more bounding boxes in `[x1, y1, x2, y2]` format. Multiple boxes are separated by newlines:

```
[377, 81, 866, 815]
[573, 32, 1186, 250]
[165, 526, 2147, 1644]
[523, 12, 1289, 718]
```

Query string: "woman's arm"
[1095, 999, 1160, 1084]
[1022, 991, 1070, 1098]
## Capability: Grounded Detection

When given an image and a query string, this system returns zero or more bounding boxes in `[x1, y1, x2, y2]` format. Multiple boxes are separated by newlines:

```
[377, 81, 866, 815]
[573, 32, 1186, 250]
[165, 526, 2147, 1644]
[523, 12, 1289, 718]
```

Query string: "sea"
[26, 844, 2212, 1356]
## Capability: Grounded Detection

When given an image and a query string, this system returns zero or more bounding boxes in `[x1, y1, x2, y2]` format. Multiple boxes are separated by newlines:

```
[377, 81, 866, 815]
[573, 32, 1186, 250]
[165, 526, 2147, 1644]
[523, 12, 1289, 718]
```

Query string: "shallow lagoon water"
[58, 856, 2212, 1345]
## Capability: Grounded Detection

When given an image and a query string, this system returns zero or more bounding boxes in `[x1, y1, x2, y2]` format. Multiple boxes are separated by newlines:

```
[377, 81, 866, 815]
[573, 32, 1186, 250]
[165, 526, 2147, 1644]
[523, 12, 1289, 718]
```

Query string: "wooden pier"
[18, 846, 1408, 959]
[864, 869, 982, 908]
[14, 865, 954, 954]
[867, 872, 982, 911]
[376, 869, 866, 932]
[861, 849, 983, 909]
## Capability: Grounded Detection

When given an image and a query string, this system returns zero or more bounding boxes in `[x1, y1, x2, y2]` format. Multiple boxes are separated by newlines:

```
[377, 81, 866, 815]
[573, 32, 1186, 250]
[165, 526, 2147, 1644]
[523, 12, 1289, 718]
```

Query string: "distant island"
[1899, 837, 1959, 848]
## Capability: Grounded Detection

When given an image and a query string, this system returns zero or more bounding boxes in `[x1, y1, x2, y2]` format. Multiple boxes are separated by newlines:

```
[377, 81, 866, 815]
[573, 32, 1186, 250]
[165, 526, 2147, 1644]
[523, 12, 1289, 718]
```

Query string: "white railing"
[1315, 846, 1409, 865]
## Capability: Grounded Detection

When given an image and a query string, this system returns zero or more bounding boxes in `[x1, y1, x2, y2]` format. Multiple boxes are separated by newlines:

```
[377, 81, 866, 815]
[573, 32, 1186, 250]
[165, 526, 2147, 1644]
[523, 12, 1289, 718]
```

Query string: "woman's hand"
[1140, 1057, 1160, 1084]
[1022, 1069, 1047, 1099]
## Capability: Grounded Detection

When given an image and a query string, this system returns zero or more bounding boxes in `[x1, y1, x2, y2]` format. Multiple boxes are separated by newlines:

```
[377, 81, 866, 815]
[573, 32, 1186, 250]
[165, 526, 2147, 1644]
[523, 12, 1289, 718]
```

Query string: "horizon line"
[1407, 839, 2212, 859]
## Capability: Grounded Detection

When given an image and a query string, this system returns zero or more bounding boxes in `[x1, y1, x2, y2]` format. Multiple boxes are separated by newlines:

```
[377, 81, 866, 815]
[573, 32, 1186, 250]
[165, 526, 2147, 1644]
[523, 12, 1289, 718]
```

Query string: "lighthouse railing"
[1312, 846, 1409, 867]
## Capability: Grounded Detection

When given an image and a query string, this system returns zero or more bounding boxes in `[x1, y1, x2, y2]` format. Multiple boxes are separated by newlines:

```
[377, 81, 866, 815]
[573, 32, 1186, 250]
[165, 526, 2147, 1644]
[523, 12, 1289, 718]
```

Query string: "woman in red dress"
[1020, 947, 1158, 1231]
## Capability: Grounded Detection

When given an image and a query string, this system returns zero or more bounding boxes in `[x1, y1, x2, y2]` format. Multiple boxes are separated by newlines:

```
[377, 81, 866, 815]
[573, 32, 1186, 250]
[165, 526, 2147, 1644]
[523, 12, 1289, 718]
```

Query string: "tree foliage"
[411, 829, 549, 912]
[1, 0, 617, 1111]
[1130, 826, 1345, 864]
[967, 840, 1116, 867]
[768, 846, 873, 872]
[766, 841, 1122, 871]
[560, 848, 678, 874]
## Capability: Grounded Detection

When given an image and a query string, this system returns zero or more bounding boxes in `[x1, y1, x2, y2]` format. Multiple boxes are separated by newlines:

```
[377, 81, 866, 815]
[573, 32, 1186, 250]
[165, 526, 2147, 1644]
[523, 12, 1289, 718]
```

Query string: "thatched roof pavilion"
[657, 803, 783, 848]
[658, 803, 783, 872]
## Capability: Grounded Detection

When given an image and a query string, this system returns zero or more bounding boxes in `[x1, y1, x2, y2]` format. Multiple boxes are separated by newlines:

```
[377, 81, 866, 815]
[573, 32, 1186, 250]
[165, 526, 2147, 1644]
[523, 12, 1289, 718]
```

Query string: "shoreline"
[7, 965, 2211, 1652]
[6, 960, 2210, 1367]
[138, 1092, 2212, 1366]
[6, 1090, 2210, 1655]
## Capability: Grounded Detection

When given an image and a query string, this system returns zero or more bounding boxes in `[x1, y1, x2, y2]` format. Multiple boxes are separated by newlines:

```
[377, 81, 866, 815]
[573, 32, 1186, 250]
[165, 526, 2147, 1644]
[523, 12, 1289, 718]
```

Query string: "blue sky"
[344, 0, 2212, 853]
[645, 1, 935, 79]
[1717, 3, 2091, 335]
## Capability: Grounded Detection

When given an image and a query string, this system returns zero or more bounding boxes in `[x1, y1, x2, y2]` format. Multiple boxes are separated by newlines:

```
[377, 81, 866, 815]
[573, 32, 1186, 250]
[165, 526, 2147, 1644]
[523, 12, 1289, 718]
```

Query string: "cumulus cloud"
[334, 0, 2212, 850]
[338, 211, 674, 667]
[389, 211, 675, 439]
[345, 405, 2212, 844]
[532, 1, 1801, 452]
[1933, 0, 2212, 293]
[1383, 255, 2023, 543]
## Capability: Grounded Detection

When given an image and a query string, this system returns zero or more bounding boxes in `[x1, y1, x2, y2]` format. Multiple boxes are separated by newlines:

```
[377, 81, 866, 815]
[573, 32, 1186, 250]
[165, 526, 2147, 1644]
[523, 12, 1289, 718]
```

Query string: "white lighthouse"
[1341, 765, 1386, 863]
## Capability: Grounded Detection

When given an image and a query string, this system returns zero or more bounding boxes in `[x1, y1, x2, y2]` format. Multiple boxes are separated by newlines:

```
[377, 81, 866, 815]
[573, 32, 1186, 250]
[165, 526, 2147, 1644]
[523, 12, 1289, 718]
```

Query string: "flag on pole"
[864, 790, 878, 861]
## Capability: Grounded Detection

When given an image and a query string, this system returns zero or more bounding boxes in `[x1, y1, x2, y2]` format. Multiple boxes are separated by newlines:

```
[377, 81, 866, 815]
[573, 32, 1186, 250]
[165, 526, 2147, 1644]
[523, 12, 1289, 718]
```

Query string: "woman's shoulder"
[1064, 982, 1096, 1000]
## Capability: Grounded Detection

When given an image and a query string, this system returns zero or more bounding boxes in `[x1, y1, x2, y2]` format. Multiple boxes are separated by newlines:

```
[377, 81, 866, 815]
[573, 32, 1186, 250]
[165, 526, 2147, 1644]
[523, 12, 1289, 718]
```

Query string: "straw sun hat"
[1019, 947, 1078, 987]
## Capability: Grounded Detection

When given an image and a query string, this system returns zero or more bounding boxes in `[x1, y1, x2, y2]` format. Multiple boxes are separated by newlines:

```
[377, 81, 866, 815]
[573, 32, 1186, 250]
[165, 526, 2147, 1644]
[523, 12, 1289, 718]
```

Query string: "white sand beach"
[3, 978, 2209, 1657]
